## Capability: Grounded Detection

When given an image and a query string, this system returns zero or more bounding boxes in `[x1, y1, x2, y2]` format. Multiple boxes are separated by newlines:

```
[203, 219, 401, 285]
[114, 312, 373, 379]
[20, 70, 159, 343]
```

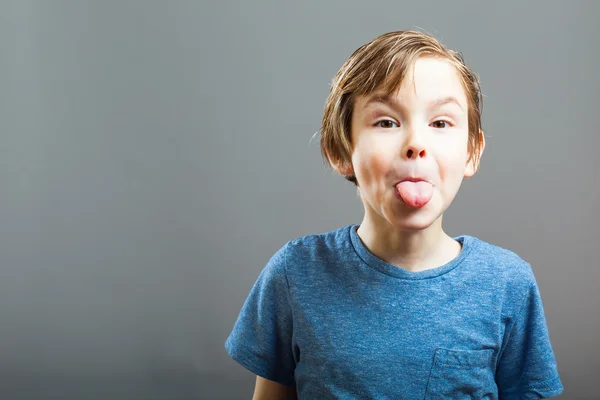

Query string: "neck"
[356, 216, 460, 273]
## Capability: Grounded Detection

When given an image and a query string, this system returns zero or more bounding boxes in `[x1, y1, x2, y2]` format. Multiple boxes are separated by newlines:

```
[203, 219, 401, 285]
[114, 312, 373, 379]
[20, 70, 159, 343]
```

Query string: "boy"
[224, 30, 564, 399]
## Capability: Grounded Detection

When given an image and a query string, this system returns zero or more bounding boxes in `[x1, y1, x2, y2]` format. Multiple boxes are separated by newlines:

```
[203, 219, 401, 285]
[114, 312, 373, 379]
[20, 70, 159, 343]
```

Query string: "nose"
[403, 129, 427, 159]
[405, 145, 426, 159]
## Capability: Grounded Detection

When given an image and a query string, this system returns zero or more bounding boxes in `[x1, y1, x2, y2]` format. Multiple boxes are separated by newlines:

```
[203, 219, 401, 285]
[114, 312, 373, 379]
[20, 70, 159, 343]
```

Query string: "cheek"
[437, 147, 469, 190]
[353, 145, 394, 184]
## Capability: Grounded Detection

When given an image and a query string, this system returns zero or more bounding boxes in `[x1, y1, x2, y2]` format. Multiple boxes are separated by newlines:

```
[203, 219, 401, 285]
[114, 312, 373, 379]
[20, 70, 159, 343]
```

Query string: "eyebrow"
[362, 94, 465, 112]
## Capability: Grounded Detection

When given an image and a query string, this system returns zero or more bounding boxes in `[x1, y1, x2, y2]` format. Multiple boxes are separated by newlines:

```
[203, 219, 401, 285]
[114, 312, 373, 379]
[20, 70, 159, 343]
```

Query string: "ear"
[464, 129, 486, 178]
[326, 149, 354, 176]
[334, 161, 354, 176]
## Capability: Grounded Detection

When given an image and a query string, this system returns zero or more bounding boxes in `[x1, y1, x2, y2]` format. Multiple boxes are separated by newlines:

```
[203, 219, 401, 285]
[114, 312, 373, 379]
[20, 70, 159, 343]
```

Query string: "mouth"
[393, 177, 434, 208]
[395, 177, 432, 185]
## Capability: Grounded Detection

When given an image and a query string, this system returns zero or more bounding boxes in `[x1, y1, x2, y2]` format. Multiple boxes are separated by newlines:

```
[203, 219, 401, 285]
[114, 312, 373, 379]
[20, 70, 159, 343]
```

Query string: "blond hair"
[319, 30, 484, 186]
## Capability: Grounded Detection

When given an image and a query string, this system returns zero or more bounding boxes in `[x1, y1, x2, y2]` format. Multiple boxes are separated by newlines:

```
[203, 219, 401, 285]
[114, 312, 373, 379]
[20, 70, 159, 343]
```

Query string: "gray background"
[1, 0, 598, 399]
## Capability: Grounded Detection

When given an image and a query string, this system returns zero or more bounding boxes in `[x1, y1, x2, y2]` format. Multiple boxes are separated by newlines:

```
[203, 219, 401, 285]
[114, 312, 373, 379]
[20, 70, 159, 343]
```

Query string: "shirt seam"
[349, 227, 477, 280]
[496, 273, 534, 368]
[499, 374, 563, 393]
[225, 340, 296, 387]
[283, 241, 298, 362]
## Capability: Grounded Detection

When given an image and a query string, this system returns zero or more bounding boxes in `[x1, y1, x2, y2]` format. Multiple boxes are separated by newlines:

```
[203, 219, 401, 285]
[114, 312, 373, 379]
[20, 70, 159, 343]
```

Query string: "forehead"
[357, 57, 467, 110]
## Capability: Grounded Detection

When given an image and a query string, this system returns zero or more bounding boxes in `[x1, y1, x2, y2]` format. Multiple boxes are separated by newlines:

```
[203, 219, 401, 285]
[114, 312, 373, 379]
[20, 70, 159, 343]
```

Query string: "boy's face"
[344, 57, 481, 232]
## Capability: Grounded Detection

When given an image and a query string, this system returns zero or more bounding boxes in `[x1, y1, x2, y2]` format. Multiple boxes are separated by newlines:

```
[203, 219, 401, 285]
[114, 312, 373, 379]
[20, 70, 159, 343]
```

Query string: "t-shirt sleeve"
[224, 243, 296, 386]
[495, 274, 564, 399]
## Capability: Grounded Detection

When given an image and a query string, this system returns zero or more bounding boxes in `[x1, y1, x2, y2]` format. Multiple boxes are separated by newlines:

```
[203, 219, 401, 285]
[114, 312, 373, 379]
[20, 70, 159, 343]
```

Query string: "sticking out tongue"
[396, 181, 434, 208]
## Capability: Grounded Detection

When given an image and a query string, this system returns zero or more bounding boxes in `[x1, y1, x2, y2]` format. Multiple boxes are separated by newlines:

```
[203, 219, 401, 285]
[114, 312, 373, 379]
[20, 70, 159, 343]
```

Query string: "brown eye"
[431, 120, 450, 128]
[376, 119, 398, 128]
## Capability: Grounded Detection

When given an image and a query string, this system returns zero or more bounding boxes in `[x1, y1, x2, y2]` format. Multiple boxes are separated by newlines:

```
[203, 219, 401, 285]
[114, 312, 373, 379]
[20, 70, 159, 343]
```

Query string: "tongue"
[396, 181, 433, 208]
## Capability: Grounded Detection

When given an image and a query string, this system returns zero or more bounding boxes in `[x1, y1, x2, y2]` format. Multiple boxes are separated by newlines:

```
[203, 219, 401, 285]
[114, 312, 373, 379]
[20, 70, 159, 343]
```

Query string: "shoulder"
[285, 224, 353, 262]
[466, 235, 537, 299]
[263, 224, 352, 279]
[464, 236, 542, 324]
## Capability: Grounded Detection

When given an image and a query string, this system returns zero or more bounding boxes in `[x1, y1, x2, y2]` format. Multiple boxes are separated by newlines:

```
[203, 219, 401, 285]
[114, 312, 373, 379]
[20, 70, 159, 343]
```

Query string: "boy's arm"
[253, 376, 298, 400]
[495, 274, 564, 399]
[225, 242, 298, 389]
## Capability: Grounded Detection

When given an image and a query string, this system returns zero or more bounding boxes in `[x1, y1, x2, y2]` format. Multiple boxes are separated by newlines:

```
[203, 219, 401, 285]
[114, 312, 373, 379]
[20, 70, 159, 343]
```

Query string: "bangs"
[353, 51, 450, 99]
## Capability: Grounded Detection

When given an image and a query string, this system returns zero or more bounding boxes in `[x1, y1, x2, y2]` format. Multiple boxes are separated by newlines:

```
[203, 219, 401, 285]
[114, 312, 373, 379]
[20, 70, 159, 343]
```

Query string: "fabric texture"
[225, 224, 564, 399]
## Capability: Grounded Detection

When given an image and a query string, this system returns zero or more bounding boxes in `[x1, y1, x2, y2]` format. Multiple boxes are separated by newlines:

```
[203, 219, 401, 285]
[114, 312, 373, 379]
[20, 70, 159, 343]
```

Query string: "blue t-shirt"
[225, 224, 564, 399]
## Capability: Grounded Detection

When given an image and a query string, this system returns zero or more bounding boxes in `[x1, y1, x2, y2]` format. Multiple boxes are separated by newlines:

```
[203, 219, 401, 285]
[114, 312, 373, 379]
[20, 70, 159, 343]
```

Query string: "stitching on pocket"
[433, 348, 493, 368]
[424, 348, 496, 399]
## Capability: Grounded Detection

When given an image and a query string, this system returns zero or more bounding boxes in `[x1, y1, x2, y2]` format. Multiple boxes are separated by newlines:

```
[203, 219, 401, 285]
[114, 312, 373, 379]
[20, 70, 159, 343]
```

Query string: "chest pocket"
[424, 348, 497, 400]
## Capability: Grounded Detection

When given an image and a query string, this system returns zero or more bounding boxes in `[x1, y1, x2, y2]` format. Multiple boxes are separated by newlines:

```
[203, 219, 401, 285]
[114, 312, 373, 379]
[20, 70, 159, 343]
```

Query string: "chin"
[392, 219, 437, 232]
[387, 208, 443, 232]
